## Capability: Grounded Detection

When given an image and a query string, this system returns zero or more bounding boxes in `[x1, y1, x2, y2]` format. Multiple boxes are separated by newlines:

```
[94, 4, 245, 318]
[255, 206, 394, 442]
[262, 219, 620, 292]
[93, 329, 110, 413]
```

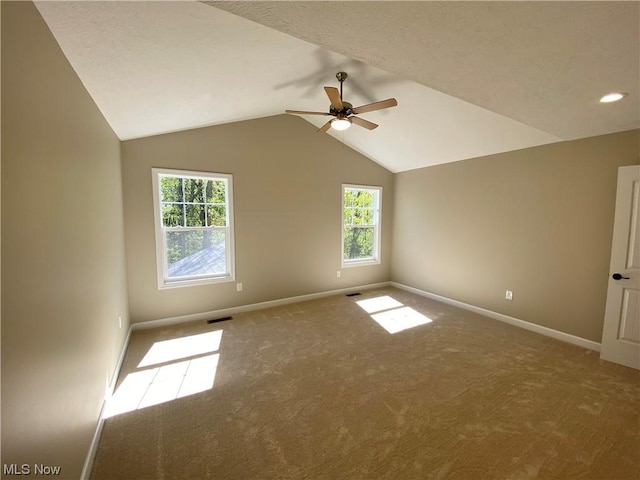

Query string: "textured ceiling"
[213, 1, 640, 141]
[34, 1, 639, 173]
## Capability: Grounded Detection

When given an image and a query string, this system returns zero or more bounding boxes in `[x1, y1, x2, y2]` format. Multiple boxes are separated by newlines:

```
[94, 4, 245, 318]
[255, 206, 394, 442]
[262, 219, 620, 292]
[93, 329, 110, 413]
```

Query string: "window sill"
[342, 259, 380, 268]
[158, 275, 235, 290]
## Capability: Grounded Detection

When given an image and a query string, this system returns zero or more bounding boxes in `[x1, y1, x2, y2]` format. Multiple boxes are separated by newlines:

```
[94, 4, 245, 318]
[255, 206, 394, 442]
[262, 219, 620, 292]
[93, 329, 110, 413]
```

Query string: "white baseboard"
[80, 327, 133, 480]
[391, 282, 601, 352]
[132, 281, 392, 331]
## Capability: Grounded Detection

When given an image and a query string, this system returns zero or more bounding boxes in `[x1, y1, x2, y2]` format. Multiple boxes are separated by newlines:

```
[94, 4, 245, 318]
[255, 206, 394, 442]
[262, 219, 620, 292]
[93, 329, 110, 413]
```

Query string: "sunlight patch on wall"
[105, 330, 223, 418]
[356, 295, 432, 334]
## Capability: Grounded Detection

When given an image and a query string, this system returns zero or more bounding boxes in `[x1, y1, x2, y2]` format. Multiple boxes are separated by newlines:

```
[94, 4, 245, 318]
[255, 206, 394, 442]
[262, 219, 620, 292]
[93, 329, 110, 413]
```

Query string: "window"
[342, 184, 382, 266]
[152, 168, 234, 288]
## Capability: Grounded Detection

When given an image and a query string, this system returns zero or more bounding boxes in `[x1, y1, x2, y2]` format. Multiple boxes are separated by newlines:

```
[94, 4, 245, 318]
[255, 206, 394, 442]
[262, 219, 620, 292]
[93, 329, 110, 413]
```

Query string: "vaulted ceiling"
[35, 1, 639, 172]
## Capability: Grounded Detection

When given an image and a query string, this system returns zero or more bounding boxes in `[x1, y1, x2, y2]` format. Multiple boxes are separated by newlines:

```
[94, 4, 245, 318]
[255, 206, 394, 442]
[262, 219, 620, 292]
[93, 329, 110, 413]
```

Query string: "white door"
[601, 165, 640, 369]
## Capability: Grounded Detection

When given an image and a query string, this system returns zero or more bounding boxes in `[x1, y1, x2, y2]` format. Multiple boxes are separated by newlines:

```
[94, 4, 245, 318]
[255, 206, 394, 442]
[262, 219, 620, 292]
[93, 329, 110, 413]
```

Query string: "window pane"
[185, 204, 205, 227]
[211, 180, 226, 204]
[344, 226, 374, 260]
[344, 190, 355, 208]
[357, 191, 374, 208]
[183, 178, 205, 203]
[346, 189, 373, 208]
[205, 180, 214, 203]
[207, 205, 226, 227]
[352, 208, 364, 225]
[344, 207, 354, 225]
[166, 229, 227, 278]
[352, 208, 374, 226]
[162, 204, 184, 227]
[160, 176, 182, 203]
[360, 208, 374, 225]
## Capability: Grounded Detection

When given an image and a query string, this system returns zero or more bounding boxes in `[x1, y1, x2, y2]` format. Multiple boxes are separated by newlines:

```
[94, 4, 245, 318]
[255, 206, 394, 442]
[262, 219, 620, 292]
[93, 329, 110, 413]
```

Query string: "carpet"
[91, 287, 639, 479]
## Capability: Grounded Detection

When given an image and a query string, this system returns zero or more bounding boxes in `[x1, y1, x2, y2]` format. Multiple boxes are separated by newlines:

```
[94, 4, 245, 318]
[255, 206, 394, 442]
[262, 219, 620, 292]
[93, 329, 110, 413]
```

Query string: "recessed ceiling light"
[600, 92, 628, 103]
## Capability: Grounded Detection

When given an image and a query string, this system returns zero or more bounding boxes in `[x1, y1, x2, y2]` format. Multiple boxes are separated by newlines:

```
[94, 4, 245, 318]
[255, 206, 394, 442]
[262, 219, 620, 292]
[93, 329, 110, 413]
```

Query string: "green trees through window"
[343, 185, 381, 265]
[160, 177, 227, 228]
[153, 169, 234, 287]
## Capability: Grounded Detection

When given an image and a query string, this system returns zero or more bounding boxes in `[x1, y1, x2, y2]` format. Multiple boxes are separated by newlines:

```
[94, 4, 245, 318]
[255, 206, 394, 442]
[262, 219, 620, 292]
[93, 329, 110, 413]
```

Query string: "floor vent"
[207, 316, 232, 324]
[346, 292, 362, 297]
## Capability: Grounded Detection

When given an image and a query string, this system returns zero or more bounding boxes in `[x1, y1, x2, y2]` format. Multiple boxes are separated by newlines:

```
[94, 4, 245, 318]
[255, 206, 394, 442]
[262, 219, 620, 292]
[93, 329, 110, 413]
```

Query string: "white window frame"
[152, 168, 235, 289]
[342, 184, 382, 267]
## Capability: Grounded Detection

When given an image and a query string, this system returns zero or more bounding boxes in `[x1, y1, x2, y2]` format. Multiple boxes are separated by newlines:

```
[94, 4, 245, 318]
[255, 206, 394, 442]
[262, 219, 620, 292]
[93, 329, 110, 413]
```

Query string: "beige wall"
[1, 2, 129, 477]
[122, 115, 393, 324]
[392, 130, 640, 342]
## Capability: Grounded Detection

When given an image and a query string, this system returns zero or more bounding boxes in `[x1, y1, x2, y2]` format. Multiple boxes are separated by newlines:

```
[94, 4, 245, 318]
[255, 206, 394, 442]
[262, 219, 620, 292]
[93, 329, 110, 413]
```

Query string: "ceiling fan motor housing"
[331, 101, 353, 116]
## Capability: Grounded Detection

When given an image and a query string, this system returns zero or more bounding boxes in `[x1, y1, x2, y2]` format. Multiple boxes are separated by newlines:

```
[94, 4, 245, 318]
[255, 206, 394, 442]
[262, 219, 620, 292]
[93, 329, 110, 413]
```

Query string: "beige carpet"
[91, 287, 639, 479]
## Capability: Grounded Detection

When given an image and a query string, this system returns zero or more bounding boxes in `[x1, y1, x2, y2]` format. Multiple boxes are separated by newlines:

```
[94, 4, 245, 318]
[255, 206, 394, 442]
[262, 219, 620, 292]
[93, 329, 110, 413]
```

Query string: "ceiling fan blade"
[350, 116, 378, 130]
[324, 87, 343, 110]
[317, 120, 332, 134]
[285, 110, 331, 116]
[352, 98, 397, 114]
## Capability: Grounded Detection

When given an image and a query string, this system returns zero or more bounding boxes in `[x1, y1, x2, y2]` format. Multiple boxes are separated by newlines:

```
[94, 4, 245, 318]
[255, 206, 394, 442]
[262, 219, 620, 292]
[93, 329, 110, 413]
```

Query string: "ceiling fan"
[285, 72, 398, 133]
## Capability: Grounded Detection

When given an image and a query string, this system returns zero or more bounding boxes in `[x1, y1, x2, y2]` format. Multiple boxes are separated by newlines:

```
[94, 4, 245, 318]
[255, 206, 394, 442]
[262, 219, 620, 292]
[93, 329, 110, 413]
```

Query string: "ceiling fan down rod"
[336, 71, 348, 101]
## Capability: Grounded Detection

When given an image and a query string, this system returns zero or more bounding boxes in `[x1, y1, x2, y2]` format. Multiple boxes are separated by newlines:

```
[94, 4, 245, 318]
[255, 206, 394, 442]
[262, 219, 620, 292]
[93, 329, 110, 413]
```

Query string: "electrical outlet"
[118, 315, 122, 329]
[237, 283, 243, 292]
[337, 270, 341, 278]
[505, 290, 513, 301]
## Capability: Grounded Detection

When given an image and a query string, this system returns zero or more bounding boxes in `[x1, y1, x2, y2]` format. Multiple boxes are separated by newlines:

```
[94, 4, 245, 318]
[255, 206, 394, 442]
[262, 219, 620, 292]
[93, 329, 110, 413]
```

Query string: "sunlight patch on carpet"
[357, 296, 432, 334]
[356, 295, 404, 314]
[105, 331, 222, 418]
[371, 306, 432, 333]
[138, 330, 223, 367]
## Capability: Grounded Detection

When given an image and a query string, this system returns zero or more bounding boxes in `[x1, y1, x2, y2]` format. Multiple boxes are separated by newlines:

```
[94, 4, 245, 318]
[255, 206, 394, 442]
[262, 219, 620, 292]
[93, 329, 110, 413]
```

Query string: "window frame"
[152, 168, 235, 289]
[341, 184, 382, 268]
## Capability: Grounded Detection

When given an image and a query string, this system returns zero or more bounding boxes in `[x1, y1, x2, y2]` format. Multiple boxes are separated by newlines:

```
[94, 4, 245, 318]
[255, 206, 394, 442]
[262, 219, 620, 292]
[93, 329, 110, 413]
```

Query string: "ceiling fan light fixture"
[286, 72, 396, 134]
[331, 118, 351, 131]
[600, 92, 628, 103]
